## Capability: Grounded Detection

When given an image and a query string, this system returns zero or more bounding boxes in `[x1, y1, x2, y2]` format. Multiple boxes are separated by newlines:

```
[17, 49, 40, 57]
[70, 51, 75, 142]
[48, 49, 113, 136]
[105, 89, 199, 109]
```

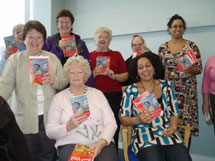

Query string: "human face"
[132, 37, 145, 53]
[95, 32, 110, 52]
[69, 64, 85, 87]
[14, 28, 24, 44]
[168, 19, 184, 39]
[24, 29, 44, 56]
[137, 57, 155, 81]
[57, 17, 72, 36]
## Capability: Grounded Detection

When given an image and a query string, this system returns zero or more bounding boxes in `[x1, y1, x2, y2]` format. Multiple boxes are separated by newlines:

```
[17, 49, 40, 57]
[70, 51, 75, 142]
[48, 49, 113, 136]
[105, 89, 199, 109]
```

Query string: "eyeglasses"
[132, 43, 143, 47]
[171, 25, 184, 29]
[97, 35, 109, 40]
[58, 21, 71, 25]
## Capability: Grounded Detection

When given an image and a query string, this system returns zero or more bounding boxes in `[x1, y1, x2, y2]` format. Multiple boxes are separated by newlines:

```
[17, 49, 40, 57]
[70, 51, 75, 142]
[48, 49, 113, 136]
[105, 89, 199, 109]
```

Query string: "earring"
[136, 75, 140, 81]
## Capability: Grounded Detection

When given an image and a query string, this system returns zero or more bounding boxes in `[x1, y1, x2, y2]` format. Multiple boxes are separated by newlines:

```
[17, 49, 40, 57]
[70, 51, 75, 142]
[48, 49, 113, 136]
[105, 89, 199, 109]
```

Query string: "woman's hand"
[88, 139, 107, 158]
[66, 113, 88, 132]
[162, 126, 176, 137]
[93, 67, 102, 78]
[202, 102, 210, 114]
[59, 39, 71, 50]
[139, 110, 153, 124]
[42, 73, 55, 85]
[5, 49, 14, 59]
[106, 68, 115, 80]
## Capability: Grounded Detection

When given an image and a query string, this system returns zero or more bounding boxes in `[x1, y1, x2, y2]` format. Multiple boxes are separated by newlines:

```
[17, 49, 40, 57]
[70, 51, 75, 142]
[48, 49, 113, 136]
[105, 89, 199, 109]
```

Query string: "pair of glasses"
[171, 25, 184, 29]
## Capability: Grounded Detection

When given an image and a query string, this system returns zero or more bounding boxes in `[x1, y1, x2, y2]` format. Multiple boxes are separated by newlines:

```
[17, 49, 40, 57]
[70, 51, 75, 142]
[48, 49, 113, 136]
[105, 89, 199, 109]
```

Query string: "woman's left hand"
[87, 139, 107, 158]
[162, 126, 176, 137]
[106, 68, 115, 80]
[42, 73, 55, 85]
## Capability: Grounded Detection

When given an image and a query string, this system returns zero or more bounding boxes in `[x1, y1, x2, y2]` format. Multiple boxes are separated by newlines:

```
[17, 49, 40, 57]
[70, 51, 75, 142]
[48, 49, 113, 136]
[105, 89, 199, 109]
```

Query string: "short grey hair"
[13, 23, 24, 35]
[93, 26, 112, 41]
[64, 56, 92, 83]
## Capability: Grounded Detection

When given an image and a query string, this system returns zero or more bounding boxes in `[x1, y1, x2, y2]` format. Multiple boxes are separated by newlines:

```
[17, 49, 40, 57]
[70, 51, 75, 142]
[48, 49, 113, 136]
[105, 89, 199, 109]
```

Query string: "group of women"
[0, 8, 212, 161]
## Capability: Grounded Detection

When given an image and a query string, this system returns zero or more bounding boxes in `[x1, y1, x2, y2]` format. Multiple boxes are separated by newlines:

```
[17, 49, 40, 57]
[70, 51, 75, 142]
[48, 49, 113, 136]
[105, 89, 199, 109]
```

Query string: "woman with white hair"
[46, 56, 118, 161]
[90, 27, 128, 149]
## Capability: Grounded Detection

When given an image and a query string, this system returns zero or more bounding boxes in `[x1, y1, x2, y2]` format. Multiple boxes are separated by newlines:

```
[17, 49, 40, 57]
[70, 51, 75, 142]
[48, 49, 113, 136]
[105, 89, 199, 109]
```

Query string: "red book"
[29, 56, 49, 85]
[68, 144, 95, 161]
[133, 91, 163, 120]
[176, 50, 197, 72]
[96, 56, 111, 74]
[4, 35, 18, 55]
[61, 35, 78, 57]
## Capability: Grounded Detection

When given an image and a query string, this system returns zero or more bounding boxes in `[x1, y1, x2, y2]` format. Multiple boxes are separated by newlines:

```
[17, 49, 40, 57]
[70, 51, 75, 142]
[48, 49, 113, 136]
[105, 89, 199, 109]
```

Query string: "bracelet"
[133, 117, 138, 125]
[170, 125, 177, 131]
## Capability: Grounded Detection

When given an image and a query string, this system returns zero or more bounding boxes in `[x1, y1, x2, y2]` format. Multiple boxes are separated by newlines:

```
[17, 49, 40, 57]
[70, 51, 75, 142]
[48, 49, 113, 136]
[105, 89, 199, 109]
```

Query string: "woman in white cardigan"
[0, 20, 68, 161]
[46, 56, 118, 161]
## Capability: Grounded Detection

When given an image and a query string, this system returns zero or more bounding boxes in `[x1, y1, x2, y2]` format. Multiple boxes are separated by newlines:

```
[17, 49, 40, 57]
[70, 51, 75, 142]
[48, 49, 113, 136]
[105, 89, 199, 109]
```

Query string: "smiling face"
[14, 28, 24, 44]
[168, 19, 185, 39]
[24, 29, 44, 56]
[69, 63, 85, 87]
[95, 32, 110, 52]
[57, 16, 72, 36]
[132, 36, 145, 53]
[137, 57, 155, 82]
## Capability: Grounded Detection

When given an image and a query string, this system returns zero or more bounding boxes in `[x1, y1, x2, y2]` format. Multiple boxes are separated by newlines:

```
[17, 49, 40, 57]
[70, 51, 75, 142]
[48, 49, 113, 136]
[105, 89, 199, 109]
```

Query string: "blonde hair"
[93, 26, 112, 41]
[64, 56, 91, 83]
[13, 23, 24, 35]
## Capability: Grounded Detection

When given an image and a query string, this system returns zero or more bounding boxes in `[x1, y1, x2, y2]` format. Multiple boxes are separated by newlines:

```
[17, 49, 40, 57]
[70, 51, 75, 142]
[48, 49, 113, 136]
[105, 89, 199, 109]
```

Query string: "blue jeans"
[136, 144, 192, 161]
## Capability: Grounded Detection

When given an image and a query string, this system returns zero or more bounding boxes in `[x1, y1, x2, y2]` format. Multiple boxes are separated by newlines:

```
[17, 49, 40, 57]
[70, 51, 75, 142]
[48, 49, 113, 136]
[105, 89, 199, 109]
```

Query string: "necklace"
[140, 80, 156, 93]
[69, 86, 87, 96]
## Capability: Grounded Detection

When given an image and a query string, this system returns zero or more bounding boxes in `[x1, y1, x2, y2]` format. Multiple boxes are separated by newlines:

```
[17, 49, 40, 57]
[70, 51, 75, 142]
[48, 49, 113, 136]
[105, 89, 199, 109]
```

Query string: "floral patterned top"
[158, 40, 202, 136]
[119, 80, 183, 155]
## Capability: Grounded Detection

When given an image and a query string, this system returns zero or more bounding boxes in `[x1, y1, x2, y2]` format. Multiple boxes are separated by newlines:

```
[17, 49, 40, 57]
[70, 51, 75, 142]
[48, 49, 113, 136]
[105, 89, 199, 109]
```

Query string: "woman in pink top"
[202, 55, 215, 131]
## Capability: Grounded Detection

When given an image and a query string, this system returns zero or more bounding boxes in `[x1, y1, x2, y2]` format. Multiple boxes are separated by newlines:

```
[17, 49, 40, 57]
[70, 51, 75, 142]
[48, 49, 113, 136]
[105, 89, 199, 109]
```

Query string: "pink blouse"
[202, 56, 215, 94]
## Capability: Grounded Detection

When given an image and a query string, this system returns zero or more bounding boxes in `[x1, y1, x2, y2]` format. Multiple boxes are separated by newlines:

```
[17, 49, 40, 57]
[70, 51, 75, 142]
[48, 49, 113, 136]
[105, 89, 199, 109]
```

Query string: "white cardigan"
[0, 50, 68, 134]
[46, 87, 117, 148]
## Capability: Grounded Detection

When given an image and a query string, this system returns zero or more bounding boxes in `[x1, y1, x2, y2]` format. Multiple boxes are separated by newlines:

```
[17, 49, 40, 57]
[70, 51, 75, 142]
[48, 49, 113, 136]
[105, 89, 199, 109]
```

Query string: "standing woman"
[90, 27, 128, 149]
[0, 20, 68, 161]
[158, 14, 202, 143]
[123, 35, 151, 86]
[43, 9, 93, 87]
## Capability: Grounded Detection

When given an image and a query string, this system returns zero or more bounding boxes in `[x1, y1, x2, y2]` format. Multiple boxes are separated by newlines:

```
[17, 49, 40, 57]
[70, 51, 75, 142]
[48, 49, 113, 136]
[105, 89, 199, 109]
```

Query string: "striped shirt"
[119, 80, 183, 154]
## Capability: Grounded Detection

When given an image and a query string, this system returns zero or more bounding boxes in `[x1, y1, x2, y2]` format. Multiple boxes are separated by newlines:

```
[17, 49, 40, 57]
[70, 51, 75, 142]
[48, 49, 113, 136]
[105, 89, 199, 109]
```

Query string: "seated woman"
[46, 56, 118, 161]
[119, 52, 192, 161]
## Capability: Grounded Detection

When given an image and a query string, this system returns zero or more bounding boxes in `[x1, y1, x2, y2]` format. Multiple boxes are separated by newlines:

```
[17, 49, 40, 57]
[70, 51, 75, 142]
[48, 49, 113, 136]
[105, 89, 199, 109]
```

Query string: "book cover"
[204, 111, 213, 125]
[133, 91, 163, 120]
[3, 35, 18, 54]
[61, 35, 78, 57]
[29, 56, 49, 85]
[68, 144, 95, 161]
[176, 50, 197, 72]
[70, 94, 90, 117]
[132, 51, 144, 58]
[96, 56, 111, 74]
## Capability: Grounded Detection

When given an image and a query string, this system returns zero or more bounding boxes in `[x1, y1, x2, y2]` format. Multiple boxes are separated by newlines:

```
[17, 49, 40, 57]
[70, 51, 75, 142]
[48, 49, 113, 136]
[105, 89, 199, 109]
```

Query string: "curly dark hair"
[128, 52, 165, 82]
[22, 20, 46, 41]
[167, 14, 186, 31]
[56, 9, 75, 24]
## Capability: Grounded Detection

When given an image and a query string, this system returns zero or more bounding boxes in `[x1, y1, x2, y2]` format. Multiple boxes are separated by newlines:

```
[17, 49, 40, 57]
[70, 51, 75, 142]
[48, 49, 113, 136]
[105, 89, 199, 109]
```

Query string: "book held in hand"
[29, 56, 49, 85]
[133, 91, 163, 120]
[204, 111, 213, 125]
[68, 144, 95, 161]
[176, 50, 197, 72]
[61, 35, 78, 57]
[70, 94, 90, 117]
[96, 56, 110, 74]
[3, 35, 18, 54]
